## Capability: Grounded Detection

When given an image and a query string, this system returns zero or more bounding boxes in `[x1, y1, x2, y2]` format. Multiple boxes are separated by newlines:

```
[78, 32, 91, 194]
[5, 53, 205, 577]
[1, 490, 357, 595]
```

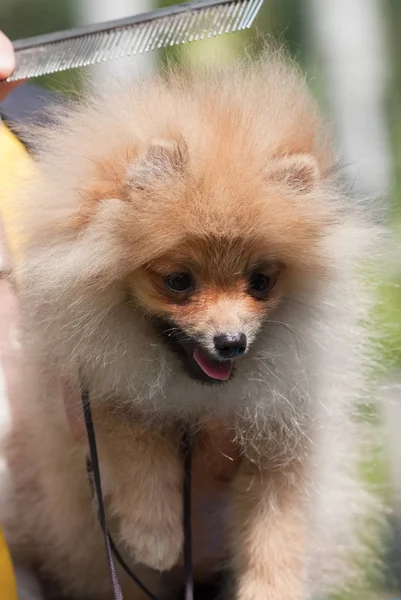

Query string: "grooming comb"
[6, 0, 264, 82]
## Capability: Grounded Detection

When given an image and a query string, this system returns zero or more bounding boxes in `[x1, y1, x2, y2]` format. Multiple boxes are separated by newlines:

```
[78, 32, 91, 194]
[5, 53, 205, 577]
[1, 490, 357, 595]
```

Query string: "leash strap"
[85, 457, 159, 600]
[82, 390, 194, 600]
[182, 432, 194, 600]
[82, 390, 123, 600]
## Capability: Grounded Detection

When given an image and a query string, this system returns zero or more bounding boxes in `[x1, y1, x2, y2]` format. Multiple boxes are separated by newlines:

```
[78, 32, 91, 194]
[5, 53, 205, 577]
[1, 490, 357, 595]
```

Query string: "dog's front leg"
[227, 459, 307, 600]
[93, 408, 184, 573]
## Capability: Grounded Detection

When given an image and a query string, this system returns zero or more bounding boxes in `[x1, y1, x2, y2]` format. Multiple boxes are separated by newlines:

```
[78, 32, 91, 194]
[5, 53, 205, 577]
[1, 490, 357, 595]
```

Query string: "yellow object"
[0, 120, 35, 261]
[0, 121, 32, 600]
[0, 528, 17, 600]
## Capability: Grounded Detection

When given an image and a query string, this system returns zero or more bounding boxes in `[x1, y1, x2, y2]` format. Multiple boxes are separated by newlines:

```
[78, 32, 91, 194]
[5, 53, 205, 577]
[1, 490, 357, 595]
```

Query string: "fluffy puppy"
[0, 50, 384, 600]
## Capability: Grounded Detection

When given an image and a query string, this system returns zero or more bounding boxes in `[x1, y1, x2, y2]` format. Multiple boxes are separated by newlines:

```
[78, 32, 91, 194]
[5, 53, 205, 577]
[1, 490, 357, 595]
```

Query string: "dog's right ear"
[127, 136, 189, 190]
[146, 137, 189, 172]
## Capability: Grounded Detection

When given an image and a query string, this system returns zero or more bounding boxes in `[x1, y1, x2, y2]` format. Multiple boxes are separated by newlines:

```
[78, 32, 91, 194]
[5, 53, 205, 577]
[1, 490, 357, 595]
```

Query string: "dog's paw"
[96, 421, 183, 572]
[121, 519, 183, 571]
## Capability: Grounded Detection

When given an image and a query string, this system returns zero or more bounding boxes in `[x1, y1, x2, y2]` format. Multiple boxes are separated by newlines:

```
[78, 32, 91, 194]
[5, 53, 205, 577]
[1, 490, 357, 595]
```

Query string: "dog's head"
[119, 133, 329, 385]
[17, 53, 369, 399]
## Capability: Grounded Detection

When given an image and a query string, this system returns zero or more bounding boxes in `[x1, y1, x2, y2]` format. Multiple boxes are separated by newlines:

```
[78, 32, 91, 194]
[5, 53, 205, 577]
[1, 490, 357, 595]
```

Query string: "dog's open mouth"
[193, 348, 232, 381]
[155, 320, 234, 384]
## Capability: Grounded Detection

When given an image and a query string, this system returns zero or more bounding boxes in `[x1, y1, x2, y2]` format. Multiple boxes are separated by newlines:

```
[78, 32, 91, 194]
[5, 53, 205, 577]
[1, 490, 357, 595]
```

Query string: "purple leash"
[82, 389, 194, 600]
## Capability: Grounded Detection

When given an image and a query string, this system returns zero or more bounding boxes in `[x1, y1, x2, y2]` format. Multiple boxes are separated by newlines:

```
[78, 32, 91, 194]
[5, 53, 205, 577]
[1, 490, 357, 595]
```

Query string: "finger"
[0, 30, 15, 80]
[0, 31, 20, 102]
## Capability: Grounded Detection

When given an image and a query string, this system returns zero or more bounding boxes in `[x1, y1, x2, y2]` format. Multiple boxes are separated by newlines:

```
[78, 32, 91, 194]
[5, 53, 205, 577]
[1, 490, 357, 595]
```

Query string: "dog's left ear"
[127, 136, 189, 190]
[267, 154, 320, 193]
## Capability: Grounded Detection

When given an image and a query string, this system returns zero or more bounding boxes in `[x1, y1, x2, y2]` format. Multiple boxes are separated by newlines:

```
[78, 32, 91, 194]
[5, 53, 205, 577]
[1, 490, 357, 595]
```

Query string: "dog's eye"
[248, 271, 277, 299]
[164, 273, 194, 294]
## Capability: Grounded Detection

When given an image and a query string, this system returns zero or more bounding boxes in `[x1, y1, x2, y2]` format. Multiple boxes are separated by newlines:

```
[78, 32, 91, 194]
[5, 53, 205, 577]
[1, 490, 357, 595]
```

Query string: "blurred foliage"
[0, 0, 78, 91]
[388, 0, 401, 220]
[0, 0, 74, 39]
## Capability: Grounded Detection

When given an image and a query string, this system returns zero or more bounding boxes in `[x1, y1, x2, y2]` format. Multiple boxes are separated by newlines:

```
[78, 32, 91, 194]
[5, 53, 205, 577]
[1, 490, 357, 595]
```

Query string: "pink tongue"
[193, 349, 233, 381]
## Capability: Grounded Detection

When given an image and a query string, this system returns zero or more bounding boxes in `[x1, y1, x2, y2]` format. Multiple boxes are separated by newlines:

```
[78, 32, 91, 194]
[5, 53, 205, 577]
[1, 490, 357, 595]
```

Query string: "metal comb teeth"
[6, 0, 264, 83]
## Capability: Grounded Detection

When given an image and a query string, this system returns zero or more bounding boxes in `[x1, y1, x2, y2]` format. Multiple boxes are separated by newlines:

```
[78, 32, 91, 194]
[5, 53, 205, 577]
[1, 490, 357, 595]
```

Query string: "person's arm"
[0, 30, 21, 102]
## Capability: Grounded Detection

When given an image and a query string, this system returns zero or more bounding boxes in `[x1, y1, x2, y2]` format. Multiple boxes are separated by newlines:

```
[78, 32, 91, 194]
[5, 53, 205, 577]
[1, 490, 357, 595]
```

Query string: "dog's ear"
[127, 136, 189, 190]
[266, 154, 320, 193]
[146, 137, 189, 171]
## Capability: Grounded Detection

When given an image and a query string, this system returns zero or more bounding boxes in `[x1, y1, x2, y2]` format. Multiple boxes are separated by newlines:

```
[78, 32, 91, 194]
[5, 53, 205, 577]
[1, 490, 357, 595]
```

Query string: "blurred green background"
[1, 1, 400, 598]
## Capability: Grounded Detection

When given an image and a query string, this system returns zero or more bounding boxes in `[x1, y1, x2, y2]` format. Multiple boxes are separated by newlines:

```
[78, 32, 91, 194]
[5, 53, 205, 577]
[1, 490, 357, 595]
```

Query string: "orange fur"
[229, 466, 307, 600]
[0, 49, 385, 600]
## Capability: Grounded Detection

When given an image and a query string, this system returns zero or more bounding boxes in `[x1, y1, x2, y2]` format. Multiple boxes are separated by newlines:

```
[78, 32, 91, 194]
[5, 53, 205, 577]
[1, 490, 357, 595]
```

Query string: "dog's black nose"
[214, 333, 247, 359]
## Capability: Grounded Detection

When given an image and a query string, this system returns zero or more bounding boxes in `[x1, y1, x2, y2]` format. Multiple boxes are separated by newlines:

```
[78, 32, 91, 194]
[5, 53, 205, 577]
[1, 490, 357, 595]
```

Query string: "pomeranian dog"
[0, 49, 384, 600]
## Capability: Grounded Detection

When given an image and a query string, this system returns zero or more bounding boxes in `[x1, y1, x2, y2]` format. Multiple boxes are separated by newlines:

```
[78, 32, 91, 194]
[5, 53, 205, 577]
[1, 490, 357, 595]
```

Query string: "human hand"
[0, 30, 21, 102]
